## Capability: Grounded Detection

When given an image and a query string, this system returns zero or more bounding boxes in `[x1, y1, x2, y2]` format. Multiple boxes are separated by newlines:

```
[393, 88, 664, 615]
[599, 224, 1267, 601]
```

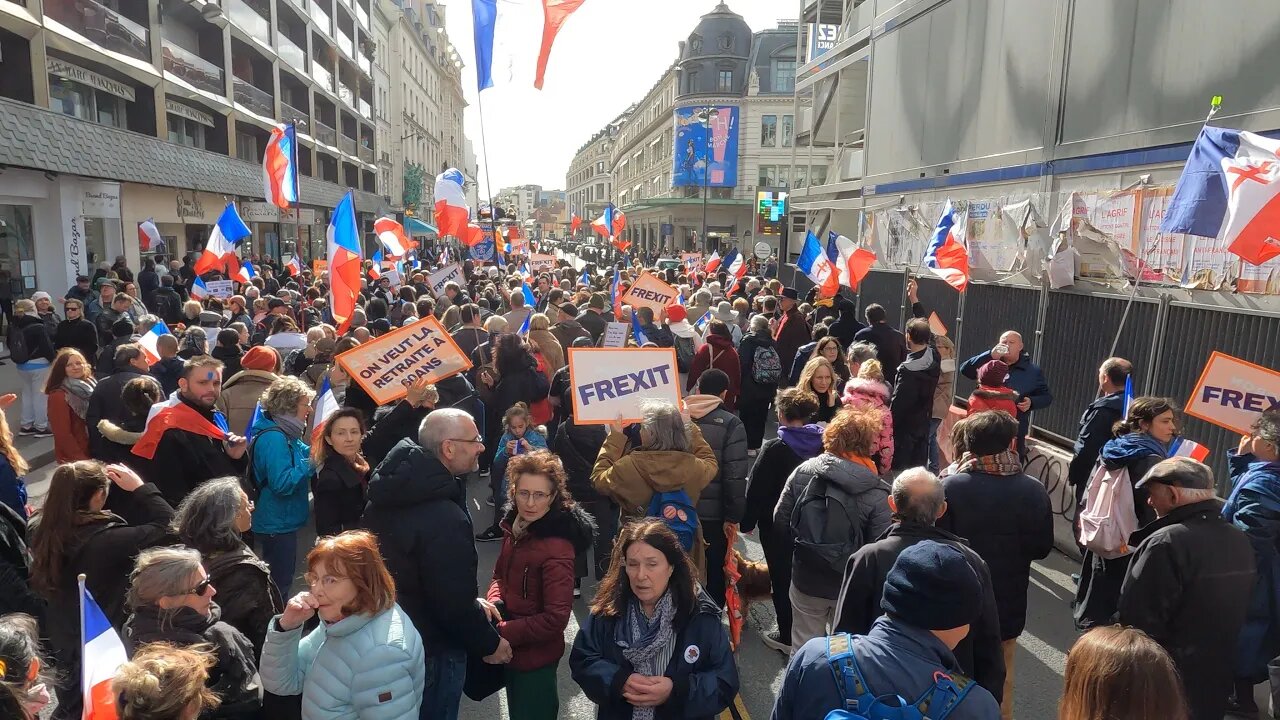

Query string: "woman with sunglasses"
[53, 299, 98, 366]
[123, 546, 262, 719]
[479, 451, 595, 719]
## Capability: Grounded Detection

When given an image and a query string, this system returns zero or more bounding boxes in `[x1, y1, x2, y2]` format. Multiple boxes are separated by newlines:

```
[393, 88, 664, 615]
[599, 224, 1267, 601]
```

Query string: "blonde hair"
[857, 358, 884, 382]
[13, 299, 35, 317]
[113, 643, 220, 720]
[798, 356, 839, 405]
[529, 313, 551, 331]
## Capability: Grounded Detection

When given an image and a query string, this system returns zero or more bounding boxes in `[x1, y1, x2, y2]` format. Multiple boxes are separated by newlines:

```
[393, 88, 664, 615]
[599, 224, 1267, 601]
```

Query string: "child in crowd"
[491, 403, 548, 505]
[967, 359, 1019, 416]
[841, 359, 894, 474]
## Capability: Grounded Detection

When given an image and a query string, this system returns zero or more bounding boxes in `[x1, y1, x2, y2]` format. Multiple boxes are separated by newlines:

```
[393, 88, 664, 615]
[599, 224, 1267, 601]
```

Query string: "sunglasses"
[188, 577, 213, 596]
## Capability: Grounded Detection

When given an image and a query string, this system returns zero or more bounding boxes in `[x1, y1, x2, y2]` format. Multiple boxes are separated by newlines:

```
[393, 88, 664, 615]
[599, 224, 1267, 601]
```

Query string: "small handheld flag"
[1122, 376, 1135, 418]
[81, 577, 128, 719]
[190, 276, 209, 300]
[630, 310, 649, 346]
[138, 219, 163, 252]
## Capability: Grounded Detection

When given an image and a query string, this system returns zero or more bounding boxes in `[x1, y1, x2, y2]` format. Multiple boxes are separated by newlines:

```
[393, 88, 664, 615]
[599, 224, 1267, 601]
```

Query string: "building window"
[687, 71, 698, 91]
[773, 60, 796, 92]
[758, 165, 776, 187]
[810, 165, 828, 186]
[167, 115, 206, 149]
[596, 161, 604, 173]
[717, 70, 733, 91]
[236, 132, 258, 162]
[50, 79, 127, 129]
[761, 115, 777, 147]
[782, 115, 794, 147]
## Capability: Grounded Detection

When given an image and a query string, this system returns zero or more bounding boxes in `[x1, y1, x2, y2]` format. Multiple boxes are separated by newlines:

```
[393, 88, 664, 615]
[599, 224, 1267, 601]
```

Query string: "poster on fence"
[1185, 351, 1280, 435]
[621, 272, 680, 315]
[336, 316, 472, 406]
[568, 347, 681, 424]
[428, 263, 463, 296]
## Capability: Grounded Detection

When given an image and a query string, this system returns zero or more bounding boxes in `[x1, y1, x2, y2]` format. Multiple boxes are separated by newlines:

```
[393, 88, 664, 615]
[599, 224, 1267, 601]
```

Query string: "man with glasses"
[364, 408, 509, 720]
[54, 297, 98, 363]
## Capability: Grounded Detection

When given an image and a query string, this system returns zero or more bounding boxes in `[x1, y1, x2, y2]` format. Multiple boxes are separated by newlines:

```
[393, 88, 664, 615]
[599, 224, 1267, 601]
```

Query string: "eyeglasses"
[188, 577, 213, 596]
[447, 435, 485, 446]
[516, 490, 554, 504]
[64, 306, 80, 312]
[304, 572, 347, 590]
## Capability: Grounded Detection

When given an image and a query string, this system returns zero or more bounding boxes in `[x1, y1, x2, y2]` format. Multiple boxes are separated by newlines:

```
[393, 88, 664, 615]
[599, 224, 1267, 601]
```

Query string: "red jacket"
[47, 388, 91, 463]
[968, 386, 1019, 416]
[486, 503, 595, 671]
[686, 334, 741, 409]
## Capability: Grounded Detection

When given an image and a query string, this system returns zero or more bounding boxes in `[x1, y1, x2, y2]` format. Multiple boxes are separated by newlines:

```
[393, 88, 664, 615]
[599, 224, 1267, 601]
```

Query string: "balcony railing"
[161, 40, 224, 96]
[359, 144, 373, 163]
[311, 63, 333, 92]
[233, 75, 274, 117]
[313, 119, 337, 147]
[309, 3, 330, 35]
[357, 52, 370, 75]
[45, 0, 150, 63]
[357, 98, 371, 120]
[281, 100, 308, 125]
[339, 134, 357, 156]
[227, 0, 271, 46]
[336, 82, 355, 108]
[278, 34, 307, 71]
[335, 27, 353, 58]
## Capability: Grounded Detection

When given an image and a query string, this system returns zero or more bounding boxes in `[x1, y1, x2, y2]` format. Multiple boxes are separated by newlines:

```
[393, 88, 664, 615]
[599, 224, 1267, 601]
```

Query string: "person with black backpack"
[774, 404, 892, 653]
[738, 314, 782, 451]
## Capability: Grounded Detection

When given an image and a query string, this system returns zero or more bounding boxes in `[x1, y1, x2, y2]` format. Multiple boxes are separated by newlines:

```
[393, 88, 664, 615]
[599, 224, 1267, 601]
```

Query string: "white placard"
[602, 322, 628, 348]
[567, 348, 682, 424]
[205, 279, 234, 298]
[428, 263, 463, 296]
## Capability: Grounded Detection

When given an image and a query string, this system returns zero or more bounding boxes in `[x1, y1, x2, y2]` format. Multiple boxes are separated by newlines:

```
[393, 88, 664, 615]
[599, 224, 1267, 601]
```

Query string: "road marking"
[718, 693, 751, 720]
[1018, 628, 1067, 675]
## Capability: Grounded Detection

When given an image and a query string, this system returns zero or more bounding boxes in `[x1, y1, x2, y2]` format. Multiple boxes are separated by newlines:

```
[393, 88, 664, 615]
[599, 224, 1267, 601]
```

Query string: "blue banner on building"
[672, 106, 739, 188]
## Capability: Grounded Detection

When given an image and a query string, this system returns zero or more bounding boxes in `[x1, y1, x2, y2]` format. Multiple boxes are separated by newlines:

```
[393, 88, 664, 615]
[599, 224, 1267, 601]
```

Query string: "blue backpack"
[647, 489, 698, 552]
[824, 633, 975, 720]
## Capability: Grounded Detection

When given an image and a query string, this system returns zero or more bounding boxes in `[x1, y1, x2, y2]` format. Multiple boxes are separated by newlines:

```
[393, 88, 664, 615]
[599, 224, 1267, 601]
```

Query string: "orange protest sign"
[312, 258, 327, 276]
[928, 312, 948, 337]
[335, 315, 473, 406]
[567, 347, 681, 424]
[1185, 351, 1280, 435]
[620, 272, 680, 315]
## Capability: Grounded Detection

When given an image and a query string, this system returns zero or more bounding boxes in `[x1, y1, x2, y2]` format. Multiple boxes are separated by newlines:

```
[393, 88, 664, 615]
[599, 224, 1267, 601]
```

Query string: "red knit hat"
[665, 304, 687, 323]
[241, 346, 279, 372]
[977, 359, 1009, 387]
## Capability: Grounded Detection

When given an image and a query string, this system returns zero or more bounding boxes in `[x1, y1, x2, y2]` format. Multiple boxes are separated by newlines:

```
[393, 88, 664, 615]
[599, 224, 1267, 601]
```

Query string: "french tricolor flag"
[132, 391, 229, 459]
[924, 201, 971, 292]
[190, 276, 209, 301]
[286, 255, 302, 277]
[375, 216, 411, 257]
[472, 0, 586, 90]
[81, 578, 127, 719]
[611, 268, 622, 320]
[139, 321, 172, 366]
[235, 260, 257, 284]
[311, 378, 340, 442]
[704, 250, 722, 274]
[328, 191, 363, 333]
[1170, 436, 1211, 462]
[193, 203, 251, 276]
[368, 250, 383, 281]
[797, 230, 833, 288]
[434, 168, 470, 238]
[721, 248, 746, 294]
[263, 123, 300, 210]
[630, 310, 649, 346]
[138, 219, 163, 252]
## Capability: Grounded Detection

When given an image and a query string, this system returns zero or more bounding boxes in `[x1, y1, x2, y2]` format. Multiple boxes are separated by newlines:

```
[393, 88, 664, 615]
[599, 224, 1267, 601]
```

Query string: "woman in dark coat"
[1073, 396, 1178, 630]
[482, 451, 595, 719]
[311, 407, 370, 537]
[570, 519, 738, 720]
[685, 321, 740, 410]
[123, 546, 262, 719]
[737, 315, 780, 450]
[28, 460, 174, 720]
[549, 362, 614, 586]
[493, 333, 551, 416]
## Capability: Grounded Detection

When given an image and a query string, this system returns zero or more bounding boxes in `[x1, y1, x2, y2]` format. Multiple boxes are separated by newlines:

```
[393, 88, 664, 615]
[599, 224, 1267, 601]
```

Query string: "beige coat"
[216, 370, 277, 435]
[528, 329, 565, 376]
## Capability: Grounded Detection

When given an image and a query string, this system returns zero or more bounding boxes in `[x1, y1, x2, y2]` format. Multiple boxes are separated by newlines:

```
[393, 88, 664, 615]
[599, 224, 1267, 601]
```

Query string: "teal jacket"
[249, 415, 311, 535]
[260, 603, 425, 719]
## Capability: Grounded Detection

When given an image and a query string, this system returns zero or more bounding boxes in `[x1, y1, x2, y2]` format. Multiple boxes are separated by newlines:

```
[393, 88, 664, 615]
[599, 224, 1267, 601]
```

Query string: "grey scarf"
[618, 591, 676, 720]
[62, 377, 96, 419]
[271, 413, 307, 441]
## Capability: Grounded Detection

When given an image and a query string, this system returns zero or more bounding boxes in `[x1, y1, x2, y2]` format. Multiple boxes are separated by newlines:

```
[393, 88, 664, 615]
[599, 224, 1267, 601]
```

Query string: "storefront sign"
[280, 207, 317, 225]
[1186, 351, 1280, 435]
[81, 182, 121, 219]
[621, 272, 680, 314]
[165, 99, 215, 128]
[176, 190, 208, 221]
[238, 202, 280, 223]
[336, 316, 473, 406]
[567, 348, 681, 424]
[47, 57, 135, 102]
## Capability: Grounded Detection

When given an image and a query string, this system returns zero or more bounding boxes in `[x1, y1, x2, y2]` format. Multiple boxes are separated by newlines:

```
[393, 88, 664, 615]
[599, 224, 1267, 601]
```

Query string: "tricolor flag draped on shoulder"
[132, 392, 230, 460]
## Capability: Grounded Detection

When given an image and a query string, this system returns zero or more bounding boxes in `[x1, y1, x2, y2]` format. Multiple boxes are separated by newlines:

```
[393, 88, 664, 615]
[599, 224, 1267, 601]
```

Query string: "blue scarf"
[1101, 432, 1168, 469]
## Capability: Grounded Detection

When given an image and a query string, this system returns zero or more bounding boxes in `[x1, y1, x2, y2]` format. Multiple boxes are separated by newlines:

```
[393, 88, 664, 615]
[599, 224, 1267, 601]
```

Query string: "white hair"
[419, 408, 476, 455]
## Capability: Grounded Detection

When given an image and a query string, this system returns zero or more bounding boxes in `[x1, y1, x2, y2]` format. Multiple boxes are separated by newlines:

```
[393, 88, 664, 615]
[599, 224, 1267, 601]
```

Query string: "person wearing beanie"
[772, 540, 1002, 720]
[216, 345, 280, 436]
[967, 359, 1019, 416]
[94, 317, 139, 378]
[550, 301, 590, 351]
[579, 293, 608, 343]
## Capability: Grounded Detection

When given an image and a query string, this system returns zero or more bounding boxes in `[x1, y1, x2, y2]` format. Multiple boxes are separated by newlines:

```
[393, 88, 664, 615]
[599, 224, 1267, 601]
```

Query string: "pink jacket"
[842, 377, 894, 473]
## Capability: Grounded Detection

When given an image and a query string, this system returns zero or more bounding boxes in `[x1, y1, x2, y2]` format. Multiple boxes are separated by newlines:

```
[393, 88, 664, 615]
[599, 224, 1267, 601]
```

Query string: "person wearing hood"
[967, 360, 1019, 416]
[742, 388, 822, 654]
[247, 377, 314, 598]
[890, 318, 941, 470]
[841, 358, 894, 475]
[685, 370, 749, 608]
[1073, 396, 1179, 631]
[212, 328, 245, 378]
[216, 346, 280, 436]
[959, 330, 1052, 458]
[827, 295, 865, 349]
[591, 399, 718, 575]
[481, 451, 595, 719]
[832, 468, 1006, 701]
[686, 320, 740, 410]
[774, 405, 892, 651]
[362, 409, 506, 720]
[938, 410, 1053, 720]
[549, 302, 591, 353]
[123, 546, 263, 719]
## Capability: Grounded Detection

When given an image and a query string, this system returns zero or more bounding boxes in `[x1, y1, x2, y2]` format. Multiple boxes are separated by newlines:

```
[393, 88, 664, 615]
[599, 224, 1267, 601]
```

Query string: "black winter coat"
[203, 547, 283, 656]
[828, 299, 865, 349]
[0, 502, 43, 620]
[124, 604, 262, 719]
[96, 336, 135, 377]
[938, 469, 1053, 639]
[148, 395, 245, 506]
[552, 415, 608, 502]
[150, 355, 185, 396]
[570, 592, 739, 720]
[890, 346, 941, 442]
[1119, 500, 1256, 720]
[737, 332, 779, 403]
[741, 437, 803, 535]
[691, 404, 748, 524]
[212, 344, 244, 378]
[86, 370, 153, 455]
[493, 360, 550, 416]
[15, 315, 55, 362]
[832, 522, 1006, 701]
[579, 308, 608, 343]
[1068, 391, 1125, 489]
[362, 440, 502, 659]
[54, 317, 98, 363]
[149, 287, 185, 326]
[854, 322, 907, 377]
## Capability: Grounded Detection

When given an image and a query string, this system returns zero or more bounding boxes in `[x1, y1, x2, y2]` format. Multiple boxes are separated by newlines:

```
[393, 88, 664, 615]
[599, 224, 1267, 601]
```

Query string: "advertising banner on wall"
[672, 106, 739, 188]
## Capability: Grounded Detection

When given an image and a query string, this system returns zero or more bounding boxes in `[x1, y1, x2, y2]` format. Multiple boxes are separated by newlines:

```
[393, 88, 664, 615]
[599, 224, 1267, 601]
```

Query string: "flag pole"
[78, 572, 87, 702]
[1107, 95, 1222, 358]
[476, 88, 500, 269]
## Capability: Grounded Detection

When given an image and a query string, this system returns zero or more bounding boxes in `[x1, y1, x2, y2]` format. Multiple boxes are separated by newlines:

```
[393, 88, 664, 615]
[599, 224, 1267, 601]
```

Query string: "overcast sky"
[442, 0, 798, 196]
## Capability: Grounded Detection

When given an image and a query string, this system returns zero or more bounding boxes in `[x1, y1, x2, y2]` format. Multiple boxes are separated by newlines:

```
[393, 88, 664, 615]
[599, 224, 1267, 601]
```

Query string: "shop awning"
[406, 217, 438, 235]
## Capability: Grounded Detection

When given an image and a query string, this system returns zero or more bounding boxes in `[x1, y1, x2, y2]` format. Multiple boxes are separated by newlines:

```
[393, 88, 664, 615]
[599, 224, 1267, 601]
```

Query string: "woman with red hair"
[259, 530, 426, 719]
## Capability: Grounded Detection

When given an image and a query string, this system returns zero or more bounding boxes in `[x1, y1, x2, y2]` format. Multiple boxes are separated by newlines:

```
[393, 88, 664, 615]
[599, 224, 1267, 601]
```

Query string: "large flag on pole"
[328, 191, 363, 333]
[375, 216, 411, 257]
[81, 578, 127, 719]
[1160, 126, 1280, 266]
[138, 219, 163, 252]
[434, 168, 470, 238]
[472, 0, 586, 91]
[924, 201, 971, 292]
[263, 122, 300, 209]
[193, 203, 250, 275]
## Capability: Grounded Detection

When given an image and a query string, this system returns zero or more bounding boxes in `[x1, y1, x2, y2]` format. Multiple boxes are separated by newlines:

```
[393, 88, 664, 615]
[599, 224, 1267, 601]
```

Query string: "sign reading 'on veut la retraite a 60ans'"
[336, 315, 472, 406]
[567, 347, 681, 425]
[1185, 351, 1280, 436]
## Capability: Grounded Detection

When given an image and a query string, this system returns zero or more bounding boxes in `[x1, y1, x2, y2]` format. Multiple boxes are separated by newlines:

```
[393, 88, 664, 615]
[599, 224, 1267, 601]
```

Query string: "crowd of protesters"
[0, 244, 1269, 720]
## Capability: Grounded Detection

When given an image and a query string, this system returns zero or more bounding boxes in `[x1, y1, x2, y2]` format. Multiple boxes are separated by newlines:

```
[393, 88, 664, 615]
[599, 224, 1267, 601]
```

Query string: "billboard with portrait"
[672, 106, 739, 188]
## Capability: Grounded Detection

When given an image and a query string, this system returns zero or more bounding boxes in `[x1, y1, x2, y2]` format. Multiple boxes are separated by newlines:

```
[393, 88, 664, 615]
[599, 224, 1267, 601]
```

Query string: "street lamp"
[696, 106, 718, 254]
